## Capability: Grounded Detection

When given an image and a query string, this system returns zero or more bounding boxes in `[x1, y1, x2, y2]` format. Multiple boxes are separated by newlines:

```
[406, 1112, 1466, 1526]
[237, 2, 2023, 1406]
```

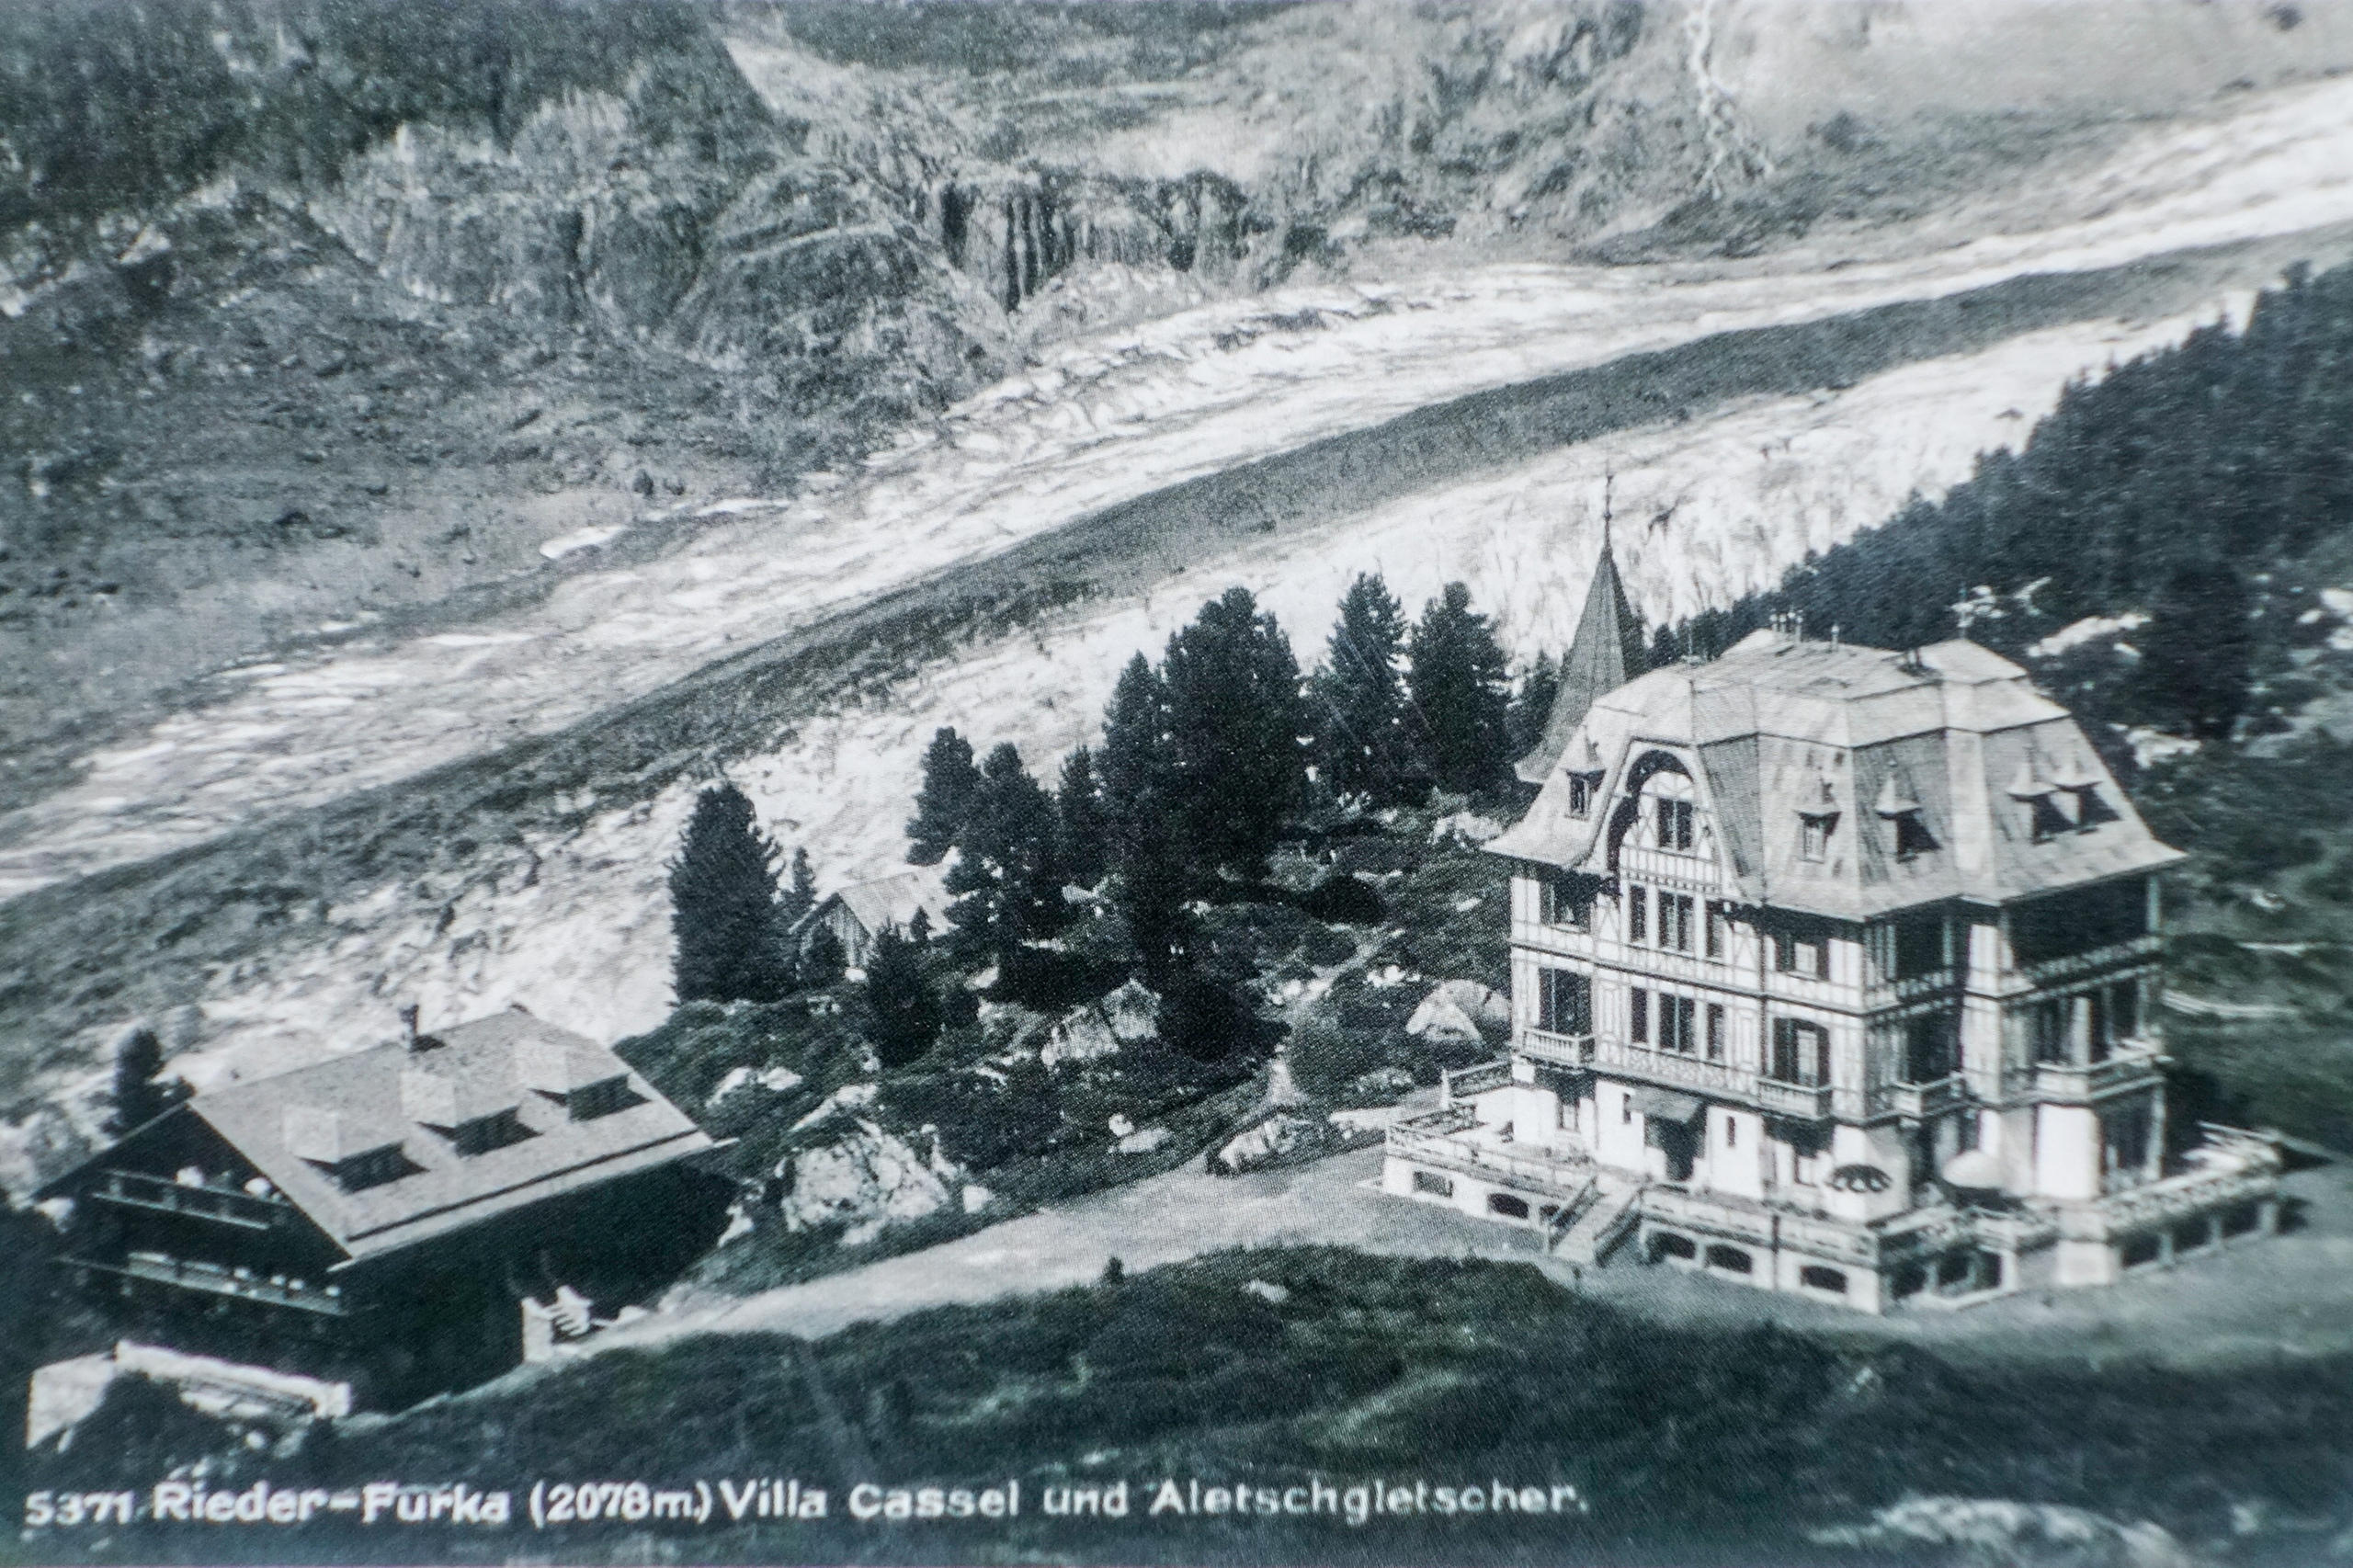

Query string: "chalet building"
[800, 869, 953, 971]
[1383, 546, 2283, 1312]
[41, 1009, 722, 1401]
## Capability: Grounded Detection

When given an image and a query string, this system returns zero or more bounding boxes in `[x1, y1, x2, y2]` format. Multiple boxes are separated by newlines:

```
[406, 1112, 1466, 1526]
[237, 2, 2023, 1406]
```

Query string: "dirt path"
[568, 1148, 2353, 1376]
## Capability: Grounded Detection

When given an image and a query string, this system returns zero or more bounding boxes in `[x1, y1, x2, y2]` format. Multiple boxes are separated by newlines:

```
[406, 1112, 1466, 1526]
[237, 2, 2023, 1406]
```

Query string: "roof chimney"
[400, 1004, 421, 1051]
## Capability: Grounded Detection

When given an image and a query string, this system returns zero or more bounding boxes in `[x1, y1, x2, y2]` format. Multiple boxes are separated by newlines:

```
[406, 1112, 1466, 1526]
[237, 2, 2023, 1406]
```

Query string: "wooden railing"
[90, 1169, 290, 1232]
[2026, 1045, 2165, 1104]
[1872, 1074, 1968, 1120]
[1441, 1060, 1514, 1105]
[70, 1252, 347, 1317]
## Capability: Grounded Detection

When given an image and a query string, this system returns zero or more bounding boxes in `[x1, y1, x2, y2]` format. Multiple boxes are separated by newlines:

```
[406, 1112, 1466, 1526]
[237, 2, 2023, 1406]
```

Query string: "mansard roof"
[1489, 629, 2182, 919]
[50, 1011, 714, 1265]
[1517, 540, 1646, 783]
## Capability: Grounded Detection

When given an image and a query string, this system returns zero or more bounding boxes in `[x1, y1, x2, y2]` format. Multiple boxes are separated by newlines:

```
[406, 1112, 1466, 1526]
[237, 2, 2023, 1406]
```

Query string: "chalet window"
[1540, 877, 1592, 930]
[1631, 988, 1651, 1045]
[1774, 933, 1828, 980]
[1656, 798, 1694, 851]
[1705, 907, 1725, 960]
[1657, 994, 1698, 1054]
[1568, 775, 1595, 818]
[1769, 1017, 1830, 1085]
[1658, 892, 1695, 953]
[1799, 812, 1836, 861]
[1538, 969, 1592, 1036]
[1706, 1003, 1726, 1062]
[1627, 884, 1648, 944]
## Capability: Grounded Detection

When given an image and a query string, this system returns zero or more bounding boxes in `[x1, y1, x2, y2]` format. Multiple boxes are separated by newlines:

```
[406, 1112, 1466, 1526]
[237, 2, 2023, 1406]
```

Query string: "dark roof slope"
[153, 1012, 711, 1266]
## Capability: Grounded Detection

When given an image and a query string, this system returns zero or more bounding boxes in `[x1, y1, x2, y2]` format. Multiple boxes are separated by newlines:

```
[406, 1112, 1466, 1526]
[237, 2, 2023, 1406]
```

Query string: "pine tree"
[778, 846, 818, 927]
[946, 744, 1066, 971]
[106, 1026, 188, 1136]
[1114, 811, 1195, 986]
[1056, 745, 1109, 888]
[864, 926, 941, 1068]
[1097, 653, 1170, 847]
[906, 727, 981, 866]
[801, 925, 847, 987]
[1309, 572, 1414, 803]
[1162, 587, 1308, 880]
[1407, 582, 1512, 794]
[2139, 562, 2255, 741]
[669, 783, 794, 1005]
[1507, 651, 1562, 762]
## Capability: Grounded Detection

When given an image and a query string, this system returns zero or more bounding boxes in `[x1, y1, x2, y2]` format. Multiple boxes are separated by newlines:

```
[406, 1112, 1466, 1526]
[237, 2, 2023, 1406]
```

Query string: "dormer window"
[1656, 798, 1694, 851]
[1567, 773, 1597, 819]
[1799, 812, 1836, 861]
[1875, 777, 1938, 859]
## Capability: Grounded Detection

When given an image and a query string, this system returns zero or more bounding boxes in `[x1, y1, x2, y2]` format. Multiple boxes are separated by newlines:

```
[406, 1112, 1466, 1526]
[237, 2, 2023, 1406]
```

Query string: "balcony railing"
[1386, 1113, 1598, 1203]
[1874, 1074, 1968, 1120]
[1756, 1079, 1835, 1120]
[1441, 1059, 1514, 1105]
[2010, 934, 2163, 991]
[1865, 969, 1959, 1006]
[1590, 1036, 1748, 1097]
[70, 1251, 348, 1317]
[2060, 1165, 2275, 1242]
[1642, 1188, 2059, 1271]
[2028, 1045, 2165, 1104]
[89, 1169, 290, 1232]
[1520, 1028, 1596, 1070]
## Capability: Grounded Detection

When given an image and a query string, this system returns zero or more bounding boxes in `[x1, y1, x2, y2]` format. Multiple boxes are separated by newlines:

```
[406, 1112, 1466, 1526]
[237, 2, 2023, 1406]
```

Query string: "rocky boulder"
[771, 1119, 963, 1244]
[1405, 980, 1509, 1045]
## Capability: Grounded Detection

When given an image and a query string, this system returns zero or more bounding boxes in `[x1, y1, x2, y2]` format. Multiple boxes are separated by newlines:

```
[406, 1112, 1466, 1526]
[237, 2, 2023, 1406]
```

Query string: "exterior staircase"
[1553, 1180, 1643, 1267]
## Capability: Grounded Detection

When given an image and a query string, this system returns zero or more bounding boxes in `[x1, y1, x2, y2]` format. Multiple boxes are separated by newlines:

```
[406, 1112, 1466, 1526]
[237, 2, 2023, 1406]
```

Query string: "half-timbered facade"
[1385, 602, 2282, 1312]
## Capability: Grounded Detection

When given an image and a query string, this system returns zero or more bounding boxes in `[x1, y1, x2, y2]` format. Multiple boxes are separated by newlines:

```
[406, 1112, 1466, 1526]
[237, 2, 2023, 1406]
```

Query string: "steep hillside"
[0, 0, 1006, 795]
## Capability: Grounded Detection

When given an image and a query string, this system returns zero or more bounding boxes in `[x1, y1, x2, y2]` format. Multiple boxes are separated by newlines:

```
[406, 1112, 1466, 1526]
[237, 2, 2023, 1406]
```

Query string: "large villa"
[1382, 545, 2285, 1312]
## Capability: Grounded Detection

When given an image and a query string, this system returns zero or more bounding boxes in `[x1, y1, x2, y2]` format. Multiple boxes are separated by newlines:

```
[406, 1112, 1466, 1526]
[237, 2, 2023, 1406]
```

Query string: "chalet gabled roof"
[1489, 630, 2183, 919]
[50, 1011, 715, 1267]
[821, 869, 954, 938]
[1518, 538, 1646, 783]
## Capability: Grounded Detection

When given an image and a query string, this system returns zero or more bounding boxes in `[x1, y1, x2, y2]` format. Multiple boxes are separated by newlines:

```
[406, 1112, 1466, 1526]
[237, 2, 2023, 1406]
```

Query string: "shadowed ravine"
[3, 222, 2347, 1165]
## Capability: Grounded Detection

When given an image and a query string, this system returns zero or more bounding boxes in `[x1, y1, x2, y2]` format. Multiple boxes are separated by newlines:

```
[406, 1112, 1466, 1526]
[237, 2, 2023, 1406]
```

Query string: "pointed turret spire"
[1516, 497, 1647, 783]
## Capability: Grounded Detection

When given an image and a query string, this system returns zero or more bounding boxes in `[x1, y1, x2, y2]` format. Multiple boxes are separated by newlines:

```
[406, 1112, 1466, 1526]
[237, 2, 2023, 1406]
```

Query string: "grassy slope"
[30, 1247, 2353, 1564]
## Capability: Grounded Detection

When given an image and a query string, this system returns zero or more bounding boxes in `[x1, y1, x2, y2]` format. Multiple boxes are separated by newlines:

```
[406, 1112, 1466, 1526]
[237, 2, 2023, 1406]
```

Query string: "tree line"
[662, 570, 1562, 1070]
[1681, 260, 2353, 748]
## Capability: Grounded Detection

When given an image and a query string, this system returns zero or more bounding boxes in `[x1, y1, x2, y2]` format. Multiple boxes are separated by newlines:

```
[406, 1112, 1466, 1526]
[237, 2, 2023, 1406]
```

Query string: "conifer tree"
[1097, 653, 1170, 846]
[1508, 651, 1562, 762]
[778, 846, 819, 926]
[1309, 572, 1414, 803]
[864, 926, 941, 1068]
[669, 784, 794, 1004]
[906, 727, 981, 865]
[946, 743, 1066, 971]
[1056, 745, 1110, 889]
[106, 1026, 188, 1136]
[2139, 562, 2255, 740]
[1114, 811, 1195, 986]
[1407, 582, 1512, 794]
[1162, 587, 1308, 880]
[801, 924, 847, 987]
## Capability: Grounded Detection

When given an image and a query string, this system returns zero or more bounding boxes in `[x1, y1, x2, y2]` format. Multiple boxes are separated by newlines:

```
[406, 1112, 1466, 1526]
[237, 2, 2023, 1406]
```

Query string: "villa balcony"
[2007, 933, 2163, 994]
[2058, 1130, 2282, 1244]
[2024, 1043, 2165, 1104]
[70, 1250, 349, 1317]
[1872, 1074, 1969, 1121]
[1578, 1035, 1837, 1122]
[88, 1168, 292, 1233]
[1385, 1109, 1598, 1204]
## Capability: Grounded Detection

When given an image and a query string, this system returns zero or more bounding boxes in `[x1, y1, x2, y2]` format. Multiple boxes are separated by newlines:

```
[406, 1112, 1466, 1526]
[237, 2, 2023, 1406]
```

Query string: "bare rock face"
[771, 1119, 962, 1243]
